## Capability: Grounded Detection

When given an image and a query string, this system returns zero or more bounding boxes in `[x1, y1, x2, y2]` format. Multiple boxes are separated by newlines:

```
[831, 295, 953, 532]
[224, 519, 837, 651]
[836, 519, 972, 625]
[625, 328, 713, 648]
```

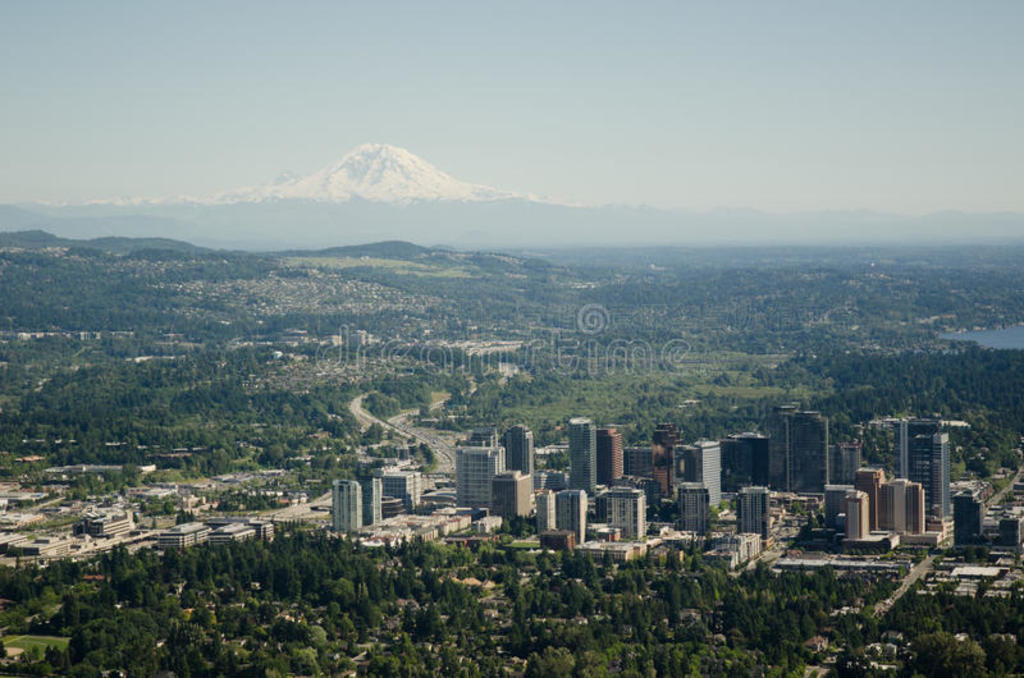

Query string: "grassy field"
[3, 634, 70, 654]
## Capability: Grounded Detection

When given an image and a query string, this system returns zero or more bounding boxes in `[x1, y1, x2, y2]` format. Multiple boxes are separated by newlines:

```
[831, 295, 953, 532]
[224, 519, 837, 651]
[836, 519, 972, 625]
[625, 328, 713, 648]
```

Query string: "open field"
[2, 634, 70, 655]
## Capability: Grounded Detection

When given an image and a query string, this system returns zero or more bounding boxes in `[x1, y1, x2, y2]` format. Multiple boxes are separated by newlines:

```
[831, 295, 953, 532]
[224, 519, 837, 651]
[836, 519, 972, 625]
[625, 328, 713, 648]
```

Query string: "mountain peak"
[211, 143, 520, 205]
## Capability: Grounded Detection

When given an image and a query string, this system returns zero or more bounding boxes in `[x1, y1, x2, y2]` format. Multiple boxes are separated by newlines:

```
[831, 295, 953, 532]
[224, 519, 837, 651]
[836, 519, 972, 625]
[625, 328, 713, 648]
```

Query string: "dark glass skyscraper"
[908, 432, 950, 519]
[720, 432, 770, 492]
[829, 441, 862, 485]
[501, 424, 534, 475]
[652, 423, 678, 498]
[767, 404, 797, 490]
[895, 418, 940, 479]
[569, 417, 597, 493]
[623, 446, 653, 479]
[790, 411, 828, 493]
[767, 406, 828, 492]
[953, 490, 983, 545]
[596, 427, 623, 485]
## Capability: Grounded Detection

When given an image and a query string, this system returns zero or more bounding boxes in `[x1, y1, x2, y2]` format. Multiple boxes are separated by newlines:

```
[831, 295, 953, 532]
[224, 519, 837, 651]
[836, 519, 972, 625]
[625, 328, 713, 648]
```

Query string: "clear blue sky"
[1, 1, 1022, 213]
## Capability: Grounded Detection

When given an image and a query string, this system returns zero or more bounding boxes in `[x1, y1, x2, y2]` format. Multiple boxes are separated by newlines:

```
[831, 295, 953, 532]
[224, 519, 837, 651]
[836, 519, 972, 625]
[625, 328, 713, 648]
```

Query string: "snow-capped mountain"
[84, 143, 524, 207]
[210, 143, 522, 205]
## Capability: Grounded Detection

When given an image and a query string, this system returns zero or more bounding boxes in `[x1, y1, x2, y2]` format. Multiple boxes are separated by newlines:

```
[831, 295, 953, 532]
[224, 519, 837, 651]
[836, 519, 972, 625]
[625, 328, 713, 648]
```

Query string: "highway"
[348, 395, 456, 474]
[268, 489, 332, 522]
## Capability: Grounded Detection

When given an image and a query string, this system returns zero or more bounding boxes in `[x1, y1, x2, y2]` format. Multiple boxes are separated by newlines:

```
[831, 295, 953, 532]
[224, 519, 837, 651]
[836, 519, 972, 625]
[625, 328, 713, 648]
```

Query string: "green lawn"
[3, 634, 69, 653]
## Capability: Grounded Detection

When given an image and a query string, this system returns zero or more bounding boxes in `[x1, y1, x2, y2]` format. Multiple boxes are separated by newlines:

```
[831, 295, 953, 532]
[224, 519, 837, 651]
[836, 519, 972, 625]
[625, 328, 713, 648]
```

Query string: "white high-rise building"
[536, 489, 557, 533]
[606, 487, 646, 540]
[677, 482, 710, 535]
[844, 489, 870, 540]
[332, 479, 362, 533]
[361, 476, 382, 526]
[737, 485, 771, 540]
[683, 440, 722, 507]
[555, 489, 588, 544]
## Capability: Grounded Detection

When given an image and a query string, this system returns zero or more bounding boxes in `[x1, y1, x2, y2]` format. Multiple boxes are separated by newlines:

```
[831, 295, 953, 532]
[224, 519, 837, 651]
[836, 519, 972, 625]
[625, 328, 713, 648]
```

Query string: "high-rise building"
[905, 481, 926, 535]
[894, 418, 940, 479]
[596, 427, 624, 485]
[682, 440, 722, 507]
[378, 469, 423, 511]
[652, 423, 679, 498]
[605, 487, 646, 539]
[467, 427, 500, 448]
[999, 514, 1024, 549]
[502, 425, 535, 475]
[907, 432, 950, 519]
[789, 411, 829, 493]
[536, 489, 557, 533]
[456, 445, 505, 509]
[555, 489, 588, 545]
[824, 485, 854, 529]
[953, 490, 984, 546]
[829, 442, 862, 485]
[845, 489, 870, 540]
[767, 404, 798, 489]
[878, 478, 904, 532]
[624, 447, 653, 479]
[677, 482, 710, 535]
[737, 486, 771, 540]
[720, 433, 770, 492]
[767, 406, 829, 492]
[332, 479, 362, 533]
[673, 444, 688, 486]
[569, 418, 597, 493]
[533, 471, 568, 492]
[878, 477, 926, 535]
[360, 476, 382, 526]
[491, 471, 532, 519]
[854, 467, 885, 532]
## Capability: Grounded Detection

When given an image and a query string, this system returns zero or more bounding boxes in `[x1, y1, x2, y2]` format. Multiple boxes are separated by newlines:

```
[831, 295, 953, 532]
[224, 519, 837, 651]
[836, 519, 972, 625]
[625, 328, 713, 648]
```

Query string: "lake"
[941, 325, 1024, 349]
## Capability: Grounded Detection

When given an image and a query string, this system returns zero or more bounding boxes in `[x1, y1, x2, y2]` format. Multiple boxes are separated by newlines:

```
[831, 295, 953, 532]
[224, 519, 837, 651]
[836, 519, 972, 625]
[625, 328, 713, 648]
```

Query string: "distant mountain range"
[3, 144, 1024, 249]
[0, 228, 209, 254]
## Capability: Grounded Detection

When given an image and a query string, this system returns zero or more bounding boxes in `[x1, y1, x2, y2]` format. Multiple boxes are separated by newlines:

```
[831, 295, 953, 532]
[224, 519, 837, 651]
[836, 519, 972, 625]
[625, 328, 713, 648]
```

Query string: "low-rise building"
[208, 523, 256, 544]
[77, 511, 134, 538]
[158, 522, 210, 550]
[204, 517, 274, 541]
[20, 537, 73, 558]
[577, 540, 647, 562]
[539, 530, 576, 551]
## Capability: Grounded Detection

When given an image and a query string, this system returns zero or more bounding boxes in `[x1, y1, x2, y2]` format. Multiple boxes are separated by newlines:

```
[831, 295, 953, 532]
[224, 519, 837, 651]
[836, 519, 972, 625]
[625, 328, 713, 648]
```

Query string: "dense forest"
[0, 533, 895, 677]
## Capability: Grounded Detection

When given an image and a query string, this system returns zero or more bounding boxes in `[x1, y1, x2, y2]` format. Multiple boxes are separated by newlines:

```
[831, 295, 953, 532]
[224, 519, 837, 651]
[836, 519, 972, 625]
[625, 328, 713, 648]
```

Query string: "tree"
[911, 631, 987, 678]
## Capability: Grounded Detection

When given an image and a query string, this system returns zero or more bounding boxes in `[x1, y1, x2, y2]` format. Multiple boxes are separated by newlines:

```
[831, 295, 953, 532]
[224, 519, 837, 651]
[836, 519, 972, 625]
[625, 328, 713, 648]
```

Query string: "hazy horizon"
[2, 1, 1024, 219]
